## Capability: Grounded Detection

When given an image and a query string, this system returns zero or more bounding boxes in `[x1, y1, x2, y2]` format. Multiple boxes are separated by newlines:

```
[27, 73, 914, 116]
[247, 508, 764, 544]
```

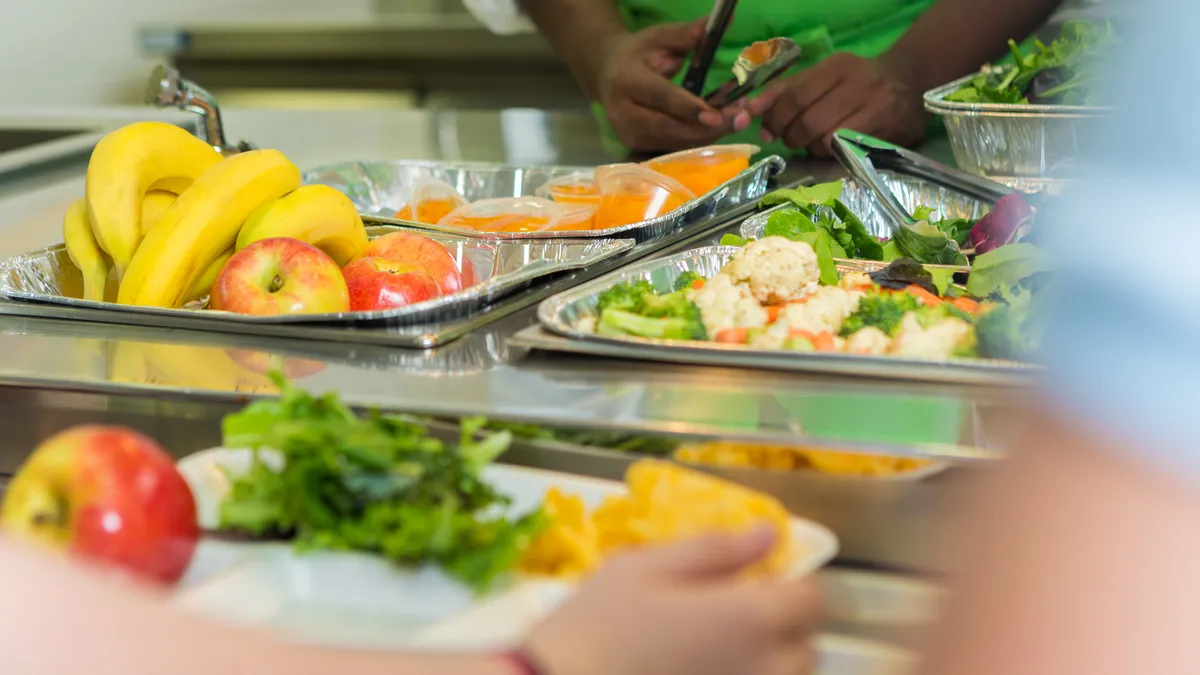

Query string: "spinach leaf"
[794, 230, 843, 286]
[720, 233, 749, 247]
[760, 181, 843, 208]
[832, 201, 884, 260]
[965, 243, 1052, 298]
[762, 207, 818, 239]
[895, 221, 969, 266]
[868, 259, 939, 295]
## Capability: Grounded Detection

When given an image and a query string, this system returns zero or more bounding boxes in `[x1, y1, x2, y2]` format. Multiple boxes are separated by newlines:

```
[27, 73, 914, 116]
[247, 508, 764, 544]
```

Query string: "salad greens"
[945, 21, 1117, 106]
[217, 375, 546, 592]
[760, 182, 885, 261]
[975, 290, 1041, 361]
[965, 243, 1051, 299]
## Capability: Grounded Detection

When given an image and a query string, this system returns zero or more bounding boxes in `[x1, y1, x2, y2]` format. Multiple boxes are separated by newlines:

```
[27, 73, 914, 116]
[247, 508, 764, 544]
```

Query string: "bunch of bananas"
[63, 121, 369, 308]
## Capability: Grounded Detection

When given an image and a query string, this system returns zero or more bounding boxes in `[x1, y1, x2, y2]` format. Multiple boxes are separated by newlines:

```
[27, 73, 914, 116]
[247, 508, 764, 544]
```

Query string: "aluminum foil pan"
[740, 170, 990, 241]
[924, 75, 1110, 192]
[0, 225, 634, 328]
[303, 157, 786, 243]
[537, 246, 1036, 386]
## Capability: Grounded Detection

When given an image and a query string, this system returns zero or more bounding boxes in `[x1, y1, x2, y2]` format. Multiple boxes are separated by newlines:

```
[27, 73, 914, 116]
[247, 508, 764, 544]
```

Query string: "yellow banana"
[62, 198, 113, 302]
[119, 149, 302, 308]
[139, 190, 178, 236]
[237, 184, 368, 266]
[182, 247, 233, 305]
[85, 122, 222, 278]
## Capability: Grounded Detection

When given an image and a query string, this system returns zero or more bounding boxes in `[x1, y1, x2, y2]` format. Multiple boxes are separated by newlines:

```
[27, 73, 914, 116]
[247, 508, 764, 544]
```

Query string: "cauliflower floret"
[720, 236, 819, 304]
[838, 271, 873, 290]
[890, 314, 973, 360]
[689, 274, 768, 337]
[777, 286, 864, 336]
[843, 327, 892, 355]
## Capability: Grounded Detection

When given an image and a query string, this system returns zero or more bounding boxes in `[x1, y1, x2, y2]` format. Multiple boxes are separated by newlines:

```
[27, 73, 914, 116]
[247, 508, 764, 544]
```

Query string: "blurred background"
[2, 0, 1111, 112]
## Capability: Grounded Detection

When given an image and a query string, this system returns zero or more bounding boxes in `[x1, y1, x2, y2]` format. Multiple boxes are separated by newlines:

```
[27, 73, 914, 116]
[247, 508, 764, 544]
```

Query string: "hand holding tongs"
[680, 0, 802, 107]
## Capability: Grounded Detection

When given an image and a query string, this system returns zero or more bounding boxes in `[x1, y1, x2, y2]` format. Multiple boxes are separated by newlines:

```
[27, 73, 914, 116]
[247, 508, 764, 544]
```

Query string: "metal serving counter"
[0, 106, 1022, 576]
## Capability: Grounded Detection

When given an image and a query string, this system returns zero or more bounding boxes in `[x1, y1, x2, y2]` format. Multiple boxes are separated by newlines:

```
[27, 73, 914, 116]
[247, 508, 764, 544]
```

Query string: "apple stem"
[268, 274, 284, 293]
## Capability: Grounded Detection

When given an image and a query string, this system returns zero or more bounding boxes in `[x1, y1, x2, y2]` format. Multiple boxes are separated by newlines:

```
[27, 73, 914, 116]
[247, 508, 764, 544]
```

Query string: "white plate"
[174, 447, 839, 650]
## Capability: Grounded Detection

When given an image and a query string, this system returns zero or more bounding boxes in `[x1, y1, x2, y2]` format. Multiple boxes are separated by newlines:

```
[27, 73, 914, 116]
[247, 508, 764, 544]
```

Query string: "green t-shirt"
[596, 0, 937, 157]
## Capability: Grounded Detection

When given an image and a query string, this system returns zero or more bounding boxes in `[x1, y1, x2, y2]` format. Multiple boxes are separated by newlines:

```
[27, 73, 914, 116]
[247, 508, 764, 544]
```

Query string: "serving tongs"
[705, 38, 803, 108]
[144, 64, 254, 156]
[682, 0, 740, 95]
[831, 129, 1014, 270]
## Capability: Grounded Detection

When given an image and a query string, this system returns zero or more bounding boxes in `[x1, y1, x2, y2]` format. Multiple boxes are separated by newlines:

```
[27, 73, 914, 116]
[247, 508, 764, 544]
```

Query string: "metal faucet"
[144, 65, 252, 155]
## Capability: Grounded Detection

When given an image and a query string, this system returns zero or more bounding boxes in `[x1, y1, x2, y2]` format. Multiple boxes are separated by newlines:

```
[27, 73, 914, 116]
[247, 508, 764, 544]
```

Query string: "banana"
[137, 341, 244, 390]
[85, 122, 222, 278]
[237, 184, 368, 266]
[62, 198, 113, 302]
[182, 247, 233, 305]
[119, 149, 302, 308]
[139, 190, 178, 236]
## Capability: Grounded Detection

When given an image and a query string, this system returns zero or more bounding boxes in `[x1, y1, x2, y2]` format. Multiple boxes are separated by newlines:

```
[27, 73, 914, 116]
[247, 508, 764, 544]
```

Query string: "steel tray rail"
[923, 74, 1110, 191]
[536, 245, 1037, 386]
[303, 156, 786, 242]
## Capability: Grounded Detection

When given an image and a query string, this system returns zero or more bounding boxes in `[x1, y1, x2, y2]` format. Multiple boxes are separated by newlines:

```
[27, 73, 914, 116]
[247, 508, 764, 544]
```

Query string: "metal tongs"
[830, 129, 1015, 270]
[705, 37, 802, 108]
[682, 0, 739, 95]
[831, 129, 1012, 227]
[144, 64, 253, 156]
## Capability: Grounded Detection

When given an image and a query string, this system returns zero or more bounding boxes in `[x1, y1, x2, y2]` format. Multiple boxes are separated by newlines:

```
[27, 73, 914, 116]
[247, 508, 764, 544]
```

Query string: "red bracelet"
[496, 649, 548, 675]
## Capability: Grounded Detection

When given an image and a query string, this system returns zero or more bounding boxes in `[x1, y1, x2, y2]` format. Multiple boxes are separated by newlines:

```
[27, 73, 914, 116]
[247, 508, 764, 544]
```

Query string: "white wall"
[0, 0, 375, 106]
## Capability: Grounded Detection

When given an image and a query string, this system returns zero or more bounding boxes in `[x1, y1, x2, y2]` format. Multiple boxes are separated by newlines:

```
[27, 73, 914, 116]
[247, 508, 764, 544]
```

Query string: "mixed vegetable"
[580, 232, 1045, 363]
[946, 21, 1117, 106]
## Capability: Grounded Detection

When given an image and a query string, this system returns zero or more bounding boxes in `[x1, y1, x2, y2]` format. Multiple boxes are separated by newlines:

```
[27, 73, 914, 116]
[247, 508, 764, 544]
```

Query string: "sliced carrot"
[906, 284, 944, 307]
[715, 327, 749, 344]
[765, 304, 783, 323]
[788, 330, 836, 351]
[951, 296, 980, 315]
[691, 279, 705, 290]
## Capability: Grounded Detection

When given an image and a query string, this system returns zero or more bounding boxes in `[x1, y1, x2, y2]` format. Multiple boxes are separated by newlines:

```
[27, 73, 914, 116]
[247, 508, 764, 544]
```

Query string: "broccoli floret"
[839, 291, 922, 338]
[672, 271, 705, 292]
[595, 280, 654, 314]
[640, 289, 703, 319]
[596, 308, 707, 341]
[975, 292, 1039, 361]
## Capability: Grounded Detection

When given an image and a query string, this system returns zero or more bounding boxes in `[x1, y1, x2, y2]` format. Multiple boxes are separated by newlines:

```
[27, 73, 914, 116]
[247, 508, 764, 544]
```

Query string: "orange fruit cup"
[644, 144, 759, 197]
[438, 197, 563, 234]
[593, 166, 695, 230]
[394, 178, 468, 225]
[536, 172, 600, 208]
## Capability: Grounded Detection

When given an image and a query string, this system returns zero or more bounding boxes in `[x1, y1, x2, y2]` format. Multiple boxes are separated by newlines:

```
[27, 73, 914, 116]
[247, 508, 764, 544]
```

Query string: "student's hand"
[525, 527, 821, 675]
[748, 52, 928, 156]
[595, 19, 751, 152]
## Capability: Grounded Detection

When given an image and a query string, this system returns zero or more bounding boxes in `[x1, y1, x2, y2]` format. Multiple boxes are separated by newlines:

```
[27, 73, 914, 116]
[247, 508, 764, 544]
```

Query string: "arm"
[921, 411, 1200, 675]
[520, 0, 629, 100]
[882, 0, 1066, 93]
[0, 540, 511, 675]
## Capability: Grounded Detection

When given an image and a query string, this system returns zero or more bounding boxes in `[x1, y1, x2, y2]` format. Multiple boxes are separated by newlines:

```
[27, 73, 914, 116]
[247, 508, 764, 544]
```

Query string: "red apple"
[227, 349, 327, 380]
[343, 257, 441, 311]
[0, 426, 199, 585]
[211, 237, 350, 316]
[356, 231, 468, 294]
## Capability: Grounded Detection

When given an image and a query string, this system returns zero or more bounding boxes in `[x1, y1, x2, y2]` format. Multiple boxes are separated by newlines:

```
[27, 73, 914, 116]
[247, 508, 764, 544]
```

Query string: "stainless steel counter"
[0, 106, 1019, 574]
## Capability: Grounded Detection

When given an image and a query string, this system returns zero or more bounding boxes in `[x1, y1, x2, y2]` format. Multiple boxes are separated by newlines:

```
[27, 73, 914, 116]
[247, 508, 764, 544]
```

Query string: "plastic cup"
[535, 172, 599, 207]
[438, 197, 563, 233]
[593, 166, 695, 230]
[394, 178, 468, 225]
[644, 144, 759, 197]
[550, 205, 599, 231]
